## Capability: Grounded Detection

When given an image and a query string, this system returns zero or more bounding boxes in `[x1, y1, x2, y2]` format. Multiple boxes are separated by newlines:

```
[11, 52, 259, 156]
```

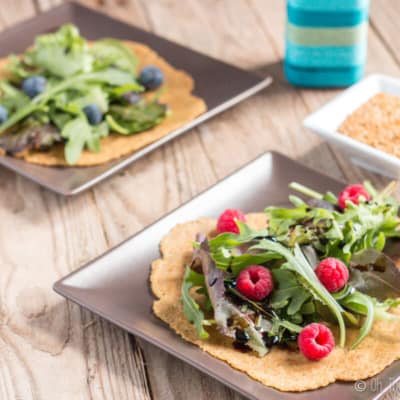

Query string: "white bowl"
[303, 74, 400, 179]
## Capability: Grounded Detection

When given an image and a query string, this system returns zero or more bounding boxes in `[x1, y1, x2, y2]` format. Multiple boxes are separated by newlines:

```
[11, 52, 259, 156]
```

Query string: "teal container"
[284, 0, 370, 87]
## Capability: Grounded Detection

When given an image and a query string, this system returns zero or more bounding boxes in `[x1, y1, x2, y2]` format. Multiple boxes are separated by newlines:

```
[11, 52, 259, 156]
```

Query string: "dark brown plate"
[54, 152, 400, 400]
[0, 1, 271, 196]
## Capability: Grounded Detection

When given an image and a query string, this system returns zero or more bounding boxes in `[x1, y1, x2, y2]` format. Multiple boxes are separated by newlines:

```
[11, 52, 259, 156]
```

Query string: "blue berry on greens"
[0, 106, 8, 124]
[123, 92, 141, 105]
[138, 66, 164, 90]
[22, 76, 47, 98]
[83, 104, 103, 125]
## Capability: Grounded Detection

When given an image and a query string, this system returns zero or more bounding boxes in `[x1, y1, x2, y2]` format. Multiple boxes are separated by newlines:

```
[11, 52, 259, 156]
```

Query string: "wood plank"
[370, 0, 400, 66]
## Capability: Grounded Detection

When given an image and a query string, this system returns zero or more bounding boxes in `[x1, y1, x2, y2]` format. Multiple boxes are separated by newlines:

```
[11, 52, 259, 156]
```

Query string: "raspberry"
[236, 265, 273, 301]
[315, 257, 349, 293]
[298, 323, 335, 360]
[216, 208, 246, 234]
[338, 184, 371, 209]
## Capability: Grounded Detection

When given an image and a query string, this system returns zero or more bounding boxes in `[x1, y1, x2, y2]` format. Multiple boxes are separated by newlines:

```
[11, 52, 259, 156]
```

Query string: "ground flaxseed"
[339, 92, 400, 158]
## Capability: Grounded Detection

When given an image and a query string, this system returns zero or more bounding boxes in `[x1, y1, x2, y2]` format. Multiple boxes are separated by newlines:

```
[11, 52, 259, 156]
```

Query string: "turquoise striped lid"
[285, 41, 367, 68]
[288, 6, 369, 27]
[284, 62, 364, 87]
[287, 22, 367, 46]
[288, 0, 369, 11]
[288, 0, 370, 28]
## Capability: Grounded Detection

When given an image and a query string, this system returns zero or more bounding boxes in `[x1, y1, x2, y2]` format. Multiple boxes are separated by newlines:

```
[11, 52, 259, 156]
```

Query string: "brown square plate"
[54, 152, 400, 400]
[0, 1, 271, 196]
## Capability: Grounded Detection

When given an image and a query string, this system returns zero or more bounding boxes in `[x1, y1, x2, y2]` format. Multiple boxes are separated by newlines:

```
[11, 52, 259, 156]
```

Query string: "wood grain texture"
[0, 0, 399, 399]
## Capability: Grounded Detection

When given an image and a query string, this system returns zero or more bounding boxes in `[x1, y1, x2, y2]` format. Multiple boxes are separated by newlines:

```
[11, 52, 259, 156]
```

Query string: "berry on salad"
[22, 76, 47, 98]
[236, 265, 274, 301]
[338, 184, 371, 209]
[216, 208, 246, 234]
[315, 257, 349, 293]
[298, 323, 335, 360]
[138, 66, 164, 90]
[83, 104, 103, 125]
[123, 92, 141, 105]
[0, 106, 8, 124]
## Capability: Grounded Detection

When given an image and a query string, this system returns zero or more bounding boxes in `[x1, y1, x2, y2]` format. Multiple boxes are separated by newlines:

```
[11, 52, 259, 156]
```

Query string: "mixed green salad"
[0, 24, 167, 164]
[181, 181, 400, 360]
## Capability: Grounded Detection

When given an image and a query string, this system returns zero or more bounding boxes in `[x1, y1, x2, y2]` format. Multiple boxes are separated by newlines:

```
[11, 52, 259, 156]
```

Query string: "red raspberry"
[298, 323, 335, 360]
[338, 184, 371, 209]
[236, 265, 273, 301]
[315, 257, 349, 293]
[216, 208, 246, 234]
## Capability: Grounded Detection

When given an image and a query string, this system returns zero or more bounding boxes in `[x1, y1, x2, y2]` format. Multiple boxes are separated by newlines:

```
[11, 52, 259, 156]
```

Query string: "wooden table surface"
[1, 1, 400, 399]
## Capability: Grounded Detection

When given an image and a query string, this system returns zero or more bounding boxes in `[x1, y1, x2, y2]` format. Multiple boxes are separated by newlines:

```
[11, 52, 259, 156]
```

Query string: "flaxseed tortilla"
[0, 41, 207, 166]
[151, 213, 400, 392]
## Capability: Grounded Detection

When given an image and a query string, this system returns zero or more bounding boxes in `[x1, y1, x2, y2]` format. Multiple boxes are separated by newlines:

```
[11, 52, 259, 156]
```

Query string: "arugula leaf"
[207, 221, 280, 274]
[91, 39, 139, 74]
[107, 101, 167, 135]
[213, 249, 280, 275]
[38, 69, 136, 103]
[373, 298, 400, 321]
[87, 121, 109, 153]
[0, 81, 30, 112]
[28, 24, 93, 78]
[340, 291, 374, 349]
[270, 269, 311, 316]
[110, 83, 144, 96]
[181, 266, 211, 339]
[5, 54, 40, 82]
[72, 85, 109, 113]
[62, 117, 92, 164]
[209, 221, 269, 252]
[289, 182, 338, 204]
[61, 116, 109, 164]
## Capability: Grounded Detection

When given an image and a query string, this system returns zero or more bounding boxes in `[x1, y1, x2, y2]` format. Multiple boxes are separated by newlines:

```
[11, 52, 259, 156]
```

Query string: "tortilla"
[151, 213, 400, 392]
[0, 41, 207, 166]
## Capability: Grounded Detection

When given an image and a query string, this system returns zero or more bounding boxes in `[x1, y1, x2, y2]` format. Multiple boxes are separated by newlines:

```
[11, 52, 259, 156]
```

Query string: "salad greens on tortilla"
[151, 180, 400, 391]
[0, 24, 206, 166]
[182, 181, 400, 355]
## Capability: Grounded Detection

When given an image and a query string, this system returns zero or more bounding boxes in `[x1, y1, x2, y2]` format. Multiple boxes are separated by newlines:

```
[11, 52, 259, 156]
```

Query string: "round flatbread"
[0, 41, 207, 166]
[151, 213, 400, 392]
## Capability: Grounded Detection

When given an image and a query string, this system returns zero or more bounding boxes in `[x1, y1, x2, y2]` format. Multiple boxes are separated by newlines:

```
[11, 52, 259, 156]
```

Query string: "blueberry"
[138, 66, 164, 90]
[0, 106, 8, 124]
[83, 104, 103, 125]
[122, 92, 141, 105]
[22, 76, 47, 98]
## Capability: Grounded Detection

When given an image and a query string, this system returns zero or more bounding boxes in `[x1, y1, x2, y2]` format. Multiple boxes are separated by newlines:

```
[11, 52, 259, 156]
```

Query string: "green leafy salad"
[0, 24, 167, 164]
[181, 181, 400, 360]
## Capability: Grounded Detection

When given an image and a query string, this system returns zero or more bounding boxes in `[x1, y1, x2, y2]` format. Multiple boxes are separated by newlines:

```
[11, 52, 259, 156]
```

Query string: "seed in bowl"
[339, 92, 400, 158]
